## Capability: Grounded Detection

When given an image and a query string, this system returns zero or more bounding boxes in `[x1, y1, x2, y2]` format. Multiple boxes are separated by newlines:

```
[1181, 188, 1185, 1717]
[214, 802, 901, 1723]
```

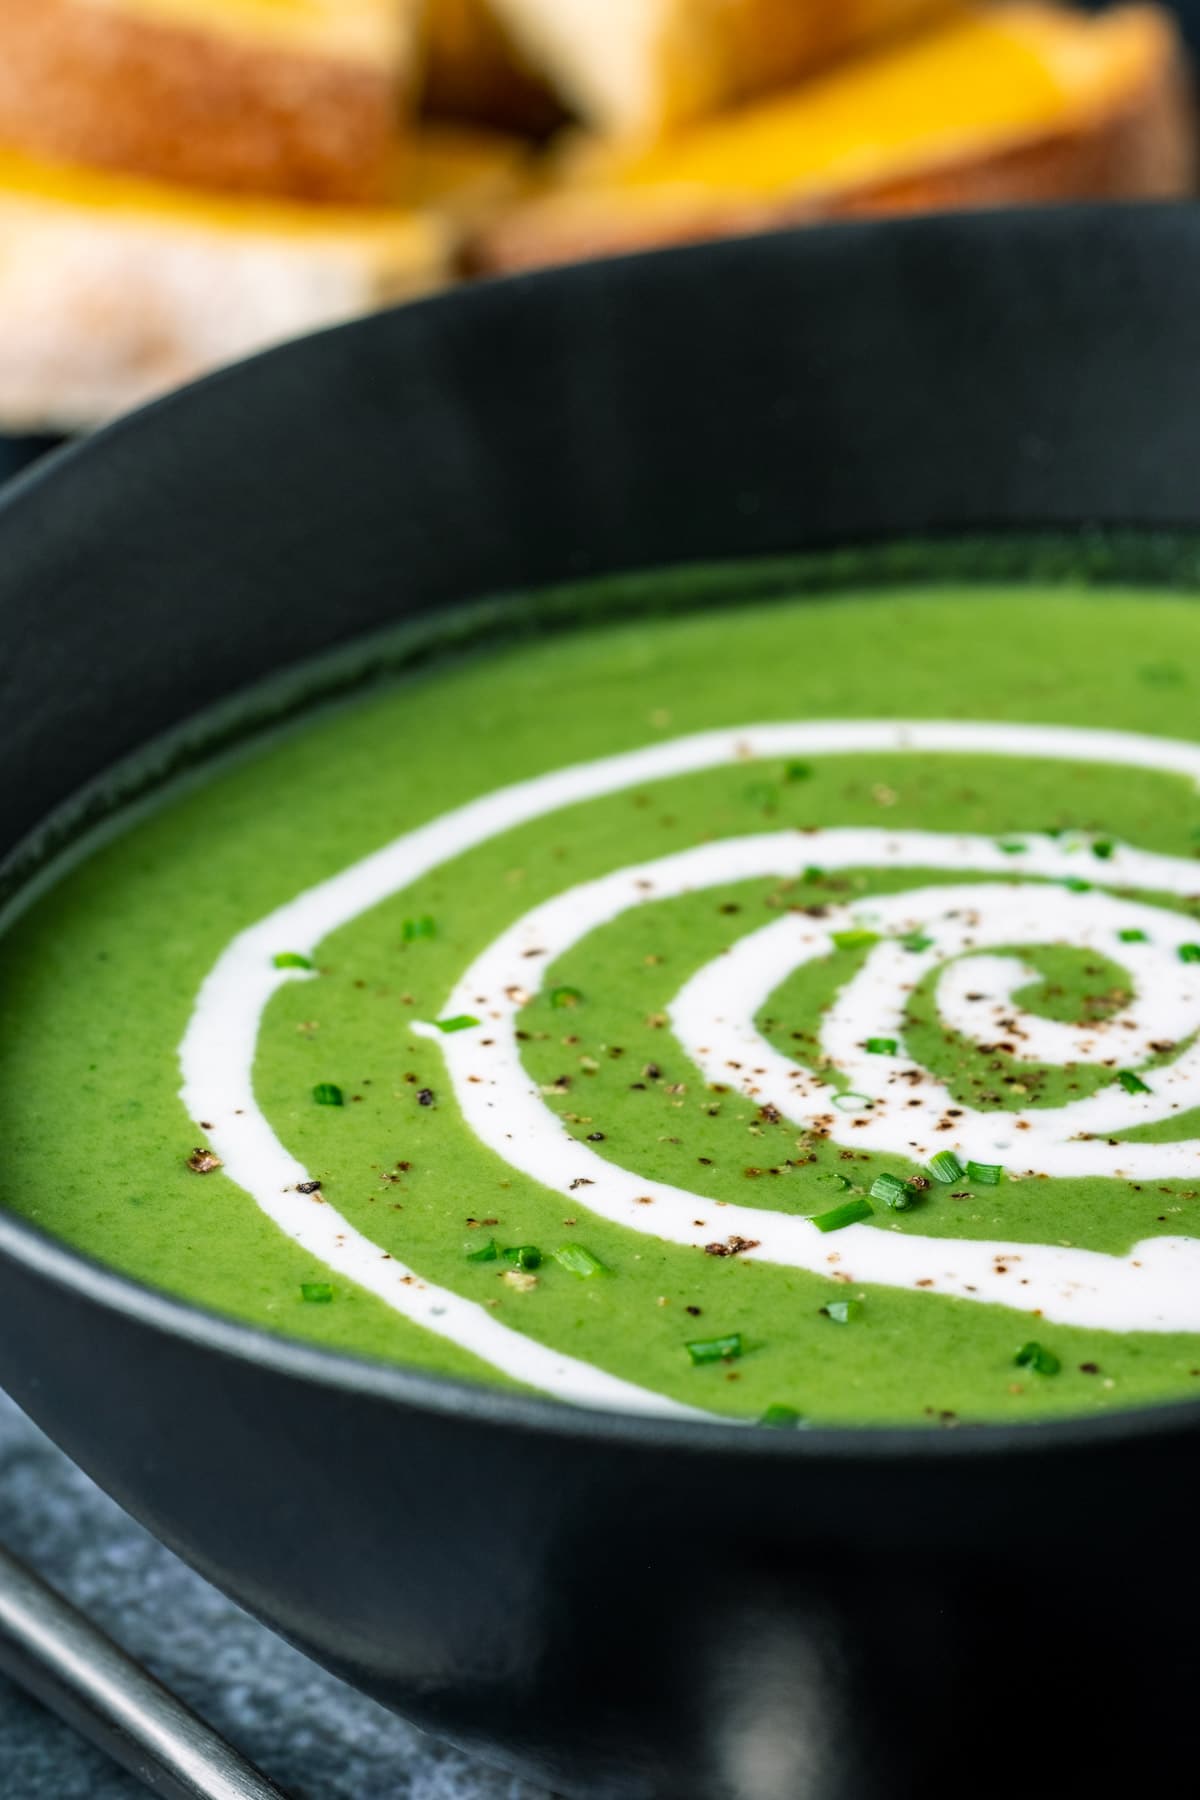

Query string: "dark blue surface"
[0, 1392, 547, 1799]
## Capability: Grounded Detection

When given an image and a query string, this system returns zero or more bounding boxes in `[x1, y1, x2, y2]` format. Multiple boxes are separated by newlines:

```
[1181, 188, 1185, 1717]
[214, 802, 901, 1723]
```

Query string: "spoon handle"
[0, 1542, 291, 1800]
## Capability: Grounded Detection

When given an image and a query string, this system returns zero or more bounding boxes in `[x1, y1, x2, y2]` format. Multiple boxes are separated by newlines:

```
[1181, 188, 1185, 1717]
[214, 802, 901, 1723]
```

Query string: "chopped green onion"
[785, 761, 813, 782]
[822, 1299, 863, 1325]
[300, 1282, 334, 1304]
[966, 1160, 1003, 1186]
[1180, 944, 1200, 964]
[1063, 877, 1092, 893]
[1139, 663, 1184, 687]
[927, 1150, 965, 1184]
[829, 1174, 854, 1191]
[1118, 1070, 1152, 1095]
[832, 1092, 873, 1114]
[552, 1244, 608, 1278]
[997, 840, 1027, 856]
[811, 1197, 873, 1233]
[686, 1332, 744, 1366]
[1119, 928, 1149, 944]
[869, 1173, 917, 1212]
[435, 1014, 480, 1034]
[865, 1036, 898, 1056]
[759, 1404, 806, 1428]
[402, 916, 437, 941]
[312, 1083, 344, 1107]
[549, 986, 584, 1009]
[465, 1239, 499, 1264]
[899, 930, 933, 953]
[1014, 1340, 1060, 1375]
[273, 951, 314, 971]
[802, 864, 825, 882]
[1092, 839, 1116, 860]
[831, 928, 880, 952]
[502, 1245, 542, 1271]
[744, 782, 779, 811]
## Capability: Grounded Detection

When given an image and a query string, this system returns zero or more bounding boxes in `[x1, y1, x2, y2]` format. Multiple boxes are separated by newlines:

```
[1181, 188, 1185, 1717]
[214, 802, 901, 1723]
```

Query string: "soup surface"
[7, 570, 1200, 1427]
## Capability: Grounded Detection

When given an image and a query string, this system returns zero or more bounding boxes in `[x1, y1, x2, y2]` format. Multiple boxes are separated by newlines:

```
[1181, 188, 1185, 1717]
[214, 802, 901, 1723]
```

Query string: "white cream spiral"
[180, 721, 1200, 1413]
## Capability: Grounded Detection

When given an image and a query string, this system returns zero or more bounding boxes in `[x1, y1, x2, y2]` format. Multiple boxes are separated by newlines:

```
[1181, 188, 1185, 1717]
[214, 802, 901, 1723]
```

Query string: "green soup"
[7, 561, 1200, 1428]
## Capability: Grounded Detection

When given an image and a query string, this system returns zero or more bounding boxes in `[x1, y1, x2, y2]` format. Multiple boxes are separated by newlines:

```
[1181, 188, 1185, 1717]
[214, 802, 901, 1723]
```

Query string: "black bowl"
[3, 208, 1200, 1800]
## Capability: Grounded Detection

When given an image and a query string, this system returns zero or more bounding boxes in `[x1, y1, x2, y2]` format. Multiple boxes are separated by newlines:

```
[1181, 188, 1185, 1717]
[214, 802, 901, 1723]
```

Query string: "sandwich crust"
[0, 0, 411, 203]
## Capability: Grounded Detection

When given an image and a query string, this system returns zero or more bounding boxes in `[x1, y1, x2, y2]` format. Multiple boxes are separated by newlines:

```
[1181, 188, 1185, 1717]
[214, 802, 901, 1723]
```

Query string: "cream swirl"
[675, 875, 1200, 1179]
[180, 721, 1200, 1412]
[421, 836, 1200, 1333]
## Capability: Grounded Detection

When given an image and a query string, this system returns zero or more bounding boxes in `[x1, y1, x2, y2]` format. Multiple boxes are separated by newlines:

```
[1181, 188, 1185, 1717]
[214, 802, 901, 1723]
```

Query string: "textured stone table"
[0, 1390, 549, 1800]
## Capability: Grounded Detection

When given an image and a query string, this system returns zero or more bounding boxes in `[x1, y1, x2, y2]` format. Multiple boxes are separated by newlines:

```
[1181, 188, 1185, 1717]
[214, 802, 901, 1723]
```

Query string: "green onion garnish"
[870, 1173, 917, 1211]
[686, 1333, 744, 1366]
[744, 782, 779, 811]
[802, 864, 825, 882]
[832, 1092, 872, 1114]
[831, 928, 880, 952]
[997, 840, 1027, 856]
[502, 1245, 542, 1271]
[465, 1239, 499, 1264]
[435, 1014, 480, 1034]
[273, 951, 314, 971]
[549, 986, 584, 1009]
[1014, 1341, 1061, 1376]
[1092, 839, 1115, 860]
[865, 1037, 898, 1056]
[1181, 944, 1200, 964]
[312, 1083, 344, 1107]
[1063, 877, 1092, 893]
[759, 1404, 806, 1428]
[811, 1197, 873, 1233]
[552, 1244, 608, 1278]
[1118, 1070, 1151, 1095]
[785, 761, 812, 782]
[402, 916, 436, 941]
[1119, 928, 1149, 944]
[300, 1282, 334, 1304]
[1139, 662, 1184, 687]
[900, 930, 933, 953]
[927, 1150, 965, 1184]
[822, 1299, 862, 1325]
[966, 1160, 1003, 1186]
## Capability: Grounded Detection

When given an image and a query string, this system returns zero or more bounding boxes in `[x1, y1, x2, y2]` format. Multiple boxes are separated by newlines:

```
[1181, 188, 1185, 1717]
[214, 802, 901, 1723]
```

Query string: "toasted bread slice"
[475, 5, 1193, 276]
[422, 0, 563, 134]
[0, 126, 526, 433]
[0, 0, 420, 204]
[487, 0, 957, 139]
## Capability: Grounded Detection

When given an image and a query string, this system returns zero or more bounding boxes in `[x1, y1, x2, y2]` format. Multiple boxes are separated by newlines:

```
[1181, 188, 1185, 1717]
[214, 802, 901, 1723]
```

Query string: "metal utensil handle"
[0, 1542, 291, 1800]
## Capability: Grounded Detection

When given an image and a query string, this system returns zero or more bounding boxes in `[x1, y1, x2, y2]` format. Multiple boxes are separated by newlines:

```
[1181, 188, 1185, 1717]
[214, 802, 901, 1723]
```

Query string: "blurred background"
[0, 0, 1198, 479]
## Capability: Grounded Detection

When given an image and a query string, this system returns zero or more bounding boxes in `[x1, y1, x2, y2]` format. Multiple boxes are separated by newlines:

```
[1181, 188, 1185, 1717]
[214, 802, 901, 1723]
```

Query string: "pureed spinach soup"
[7, 557, 1200, 1429]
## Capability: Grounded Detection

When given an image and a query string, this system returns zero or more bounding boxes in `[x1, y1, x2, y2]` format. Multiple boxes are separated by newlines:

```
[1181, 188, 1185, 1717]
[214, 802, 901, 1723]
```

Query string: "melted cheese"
[0, 125, 520, 248]
[575, 6, 1172, 201]
[491, 0, 956, 138]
